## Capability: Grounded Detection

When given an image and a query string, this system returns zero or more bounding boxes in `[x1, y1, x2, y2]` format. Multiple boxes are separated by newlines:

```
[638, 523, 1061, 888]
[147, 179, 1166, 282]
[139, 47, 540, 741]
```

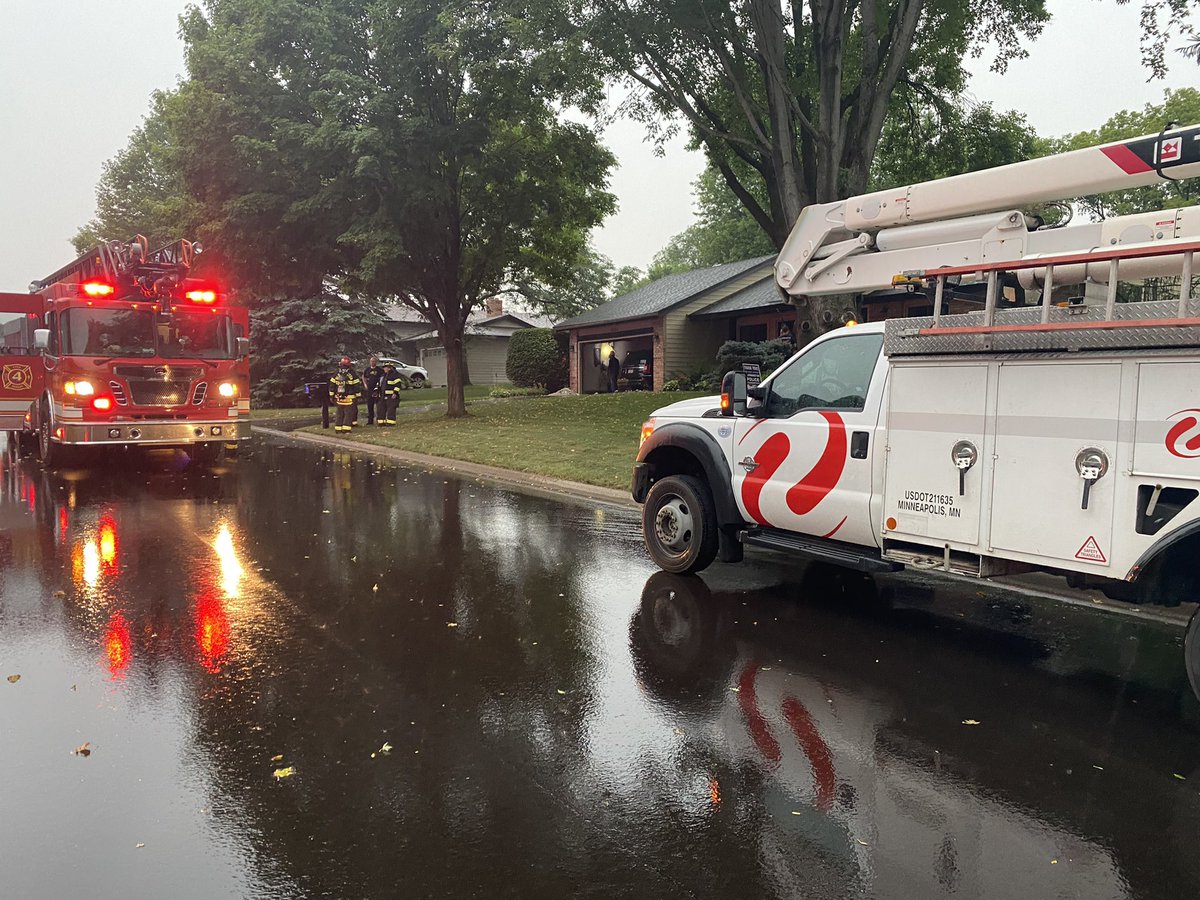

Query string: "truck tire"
[643, 474, 720, 574]
[191, 442, 225, 466]
[37, 400, 68, 468]
[1186, 606, 1200, 704]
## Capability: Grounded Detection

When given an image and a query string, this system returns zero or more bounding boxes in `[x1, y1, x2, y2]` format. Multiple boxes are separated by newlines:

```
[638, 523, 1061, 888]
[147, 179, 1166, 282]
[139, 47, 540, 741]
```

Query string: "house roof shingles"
[555, 255, 774, 330]
[689, 275, 792, 318]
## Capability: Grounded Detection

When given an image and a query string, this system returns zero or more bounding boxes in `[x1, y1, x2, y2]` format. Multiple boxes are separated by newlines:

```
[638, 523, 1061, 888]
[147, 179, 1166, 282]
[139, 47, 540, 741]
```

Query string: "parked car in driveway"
[620, 351, 653, 391]
[377, 358, 429, 386]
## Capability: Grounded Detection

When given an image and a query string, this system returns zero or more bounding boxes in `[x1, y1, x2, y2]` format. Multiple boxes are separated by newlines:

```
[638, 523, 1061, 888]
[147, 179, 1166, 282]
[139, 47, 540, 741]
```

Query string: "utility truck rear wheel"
[643, 475, 719, 574]
[1186, 606, 1200, 704]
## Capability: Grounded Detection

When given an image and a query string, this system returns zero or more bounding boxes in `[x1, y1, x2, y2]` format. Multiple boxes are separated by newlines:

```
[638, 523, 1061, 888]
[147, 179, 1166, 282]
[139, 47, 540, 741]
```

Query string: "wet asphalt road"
[2, 433, 1200, 900]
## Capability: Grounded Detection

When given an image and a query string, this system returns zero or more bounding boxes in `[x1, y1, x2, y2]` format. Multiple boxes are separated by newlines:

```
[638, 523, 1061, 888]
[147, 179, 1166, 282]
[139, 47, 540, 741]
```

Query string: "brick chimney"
[485, 297, 504, 318]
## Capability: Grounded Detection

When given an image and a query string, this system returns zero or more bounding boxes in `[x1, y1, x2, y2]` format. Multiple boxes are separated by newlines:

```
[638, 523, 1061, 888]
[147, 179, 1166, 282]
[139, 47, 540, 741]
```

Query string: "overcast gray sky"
[0, 1, 1194, 291]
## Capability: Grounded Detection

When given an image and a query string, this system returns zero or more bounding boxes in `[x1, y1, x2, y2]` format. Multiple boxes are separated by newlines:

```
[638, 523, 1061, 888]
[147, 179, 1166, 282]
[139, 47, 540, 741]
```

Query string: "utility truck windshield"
[58, 307, 235, 359]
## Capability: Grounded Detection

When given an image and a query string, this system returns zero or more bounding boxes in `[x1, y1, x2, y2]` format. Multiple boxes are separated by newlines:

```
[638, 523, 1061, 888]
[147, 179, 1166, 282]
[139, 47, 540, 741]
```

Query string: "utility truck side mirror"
[236, 336, 250, 358]
[33, 328, 49, 351]
[720, 371, 747, 416]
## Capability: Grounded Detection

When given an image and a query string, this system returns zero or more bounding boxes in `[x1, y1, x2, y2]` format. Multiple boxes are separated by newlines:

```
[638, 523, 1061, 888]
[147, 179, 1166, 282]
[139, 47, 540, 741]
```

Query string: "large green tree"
[85, 0, 616, 416]
[524, 0, 1050, 250]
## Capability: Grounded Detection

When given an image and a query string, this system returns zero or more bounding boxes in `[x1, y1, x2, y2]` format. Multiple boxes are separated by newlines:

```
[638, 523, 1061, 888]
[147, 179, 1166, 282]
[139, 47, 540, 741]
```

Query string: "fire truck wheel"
[191, 443, 225, 466]
[1186, 606, 1200, 704]
[37, 401, 67, 467]
[643, 475, 719, 574]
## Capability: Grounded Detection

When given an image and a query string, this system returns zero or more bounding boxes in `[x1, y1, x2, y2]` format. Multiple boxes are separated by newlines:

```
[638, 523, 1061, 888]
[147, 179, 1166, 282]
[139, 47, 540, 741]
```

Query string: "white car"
[377, 357, 429, 386]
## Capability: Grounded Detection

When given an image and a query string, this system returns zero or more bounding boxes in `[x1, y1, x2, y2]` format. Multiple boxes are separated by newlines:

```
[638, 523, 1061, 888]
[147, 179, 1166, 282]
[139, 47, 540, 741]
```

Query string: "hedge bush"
[714, 339, 794, 380]
[506, 328, 568, 391]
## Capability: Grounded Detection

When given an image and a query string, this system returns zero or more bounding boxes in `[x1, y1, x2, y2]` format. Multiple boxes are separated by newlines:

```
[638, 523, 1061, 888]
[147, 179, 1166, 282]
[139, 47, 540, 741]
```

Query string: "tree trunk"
[443, 322, 469, 418]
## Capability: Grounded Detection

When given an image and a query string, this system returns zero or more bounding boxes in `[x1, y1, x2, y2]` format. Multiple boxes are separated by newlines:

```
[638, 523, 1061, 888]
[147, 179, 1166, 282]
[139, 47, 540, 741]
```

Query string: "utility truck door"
[989, 362, 1121, 568]
[0, 294, 44, 433]
[732, 331, 886, 547]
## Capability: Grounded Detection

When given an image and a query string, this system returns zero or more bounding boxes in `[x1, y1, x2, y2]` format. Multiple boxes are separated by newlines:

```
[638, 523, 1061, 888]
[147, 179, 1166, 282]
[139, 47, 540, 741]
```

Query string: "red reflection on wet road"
[195, 592, 231, 673]
[98, 514, 118, 572]
[103, 612, 132, 678]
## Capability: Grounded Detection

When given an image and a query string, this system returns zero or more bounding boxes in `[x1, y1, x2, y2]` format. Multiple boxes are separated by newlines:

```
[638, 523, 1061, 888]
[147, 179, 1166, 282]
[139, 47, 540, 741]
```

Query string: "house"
[555, 254, 999, 394]
[405, 299, 554, 386]
[554, 256, 775, 394]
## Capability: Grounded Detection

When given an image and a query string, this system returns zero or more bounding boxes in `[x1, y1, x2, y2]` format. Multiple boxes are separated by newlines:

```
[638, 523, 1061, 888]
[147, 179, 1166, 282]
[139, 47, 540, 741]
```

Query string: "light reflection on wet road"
[1, 434, 1199, 899]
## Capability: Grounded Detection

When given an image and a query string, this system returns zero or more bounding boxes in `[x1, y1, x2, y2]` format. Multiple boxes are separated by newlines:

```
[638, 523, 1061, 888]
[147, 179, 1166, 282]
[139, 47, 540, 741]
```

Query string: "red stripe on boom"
[1101, 144, 1153, 175]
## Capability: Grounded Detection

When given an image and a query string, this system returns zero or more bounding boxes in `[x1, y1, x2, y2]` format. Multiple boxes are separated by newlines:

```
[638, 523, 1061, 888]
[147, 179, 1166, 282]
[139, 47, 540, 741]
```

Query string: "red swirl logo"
[1166, 409, 1200, 459]
[740, 412, 848, 526]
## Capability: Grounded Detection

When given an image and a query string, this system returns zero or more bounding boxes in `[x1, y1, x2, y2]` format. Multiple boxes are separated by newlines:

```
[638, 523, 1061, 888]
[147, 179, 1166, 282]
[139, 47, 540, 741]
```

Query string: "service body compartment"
[883, 363, 990, 547]
[1133, 361, 1200, 481]
[988, 362, 1123, 568]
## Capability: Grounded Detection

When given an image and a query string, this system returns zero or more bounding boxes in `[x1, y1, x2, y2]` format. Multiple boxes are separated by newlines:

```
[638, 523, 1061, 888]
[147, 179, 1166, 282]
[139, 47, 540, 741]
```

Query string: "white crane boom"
[776, 123, 1200, 298]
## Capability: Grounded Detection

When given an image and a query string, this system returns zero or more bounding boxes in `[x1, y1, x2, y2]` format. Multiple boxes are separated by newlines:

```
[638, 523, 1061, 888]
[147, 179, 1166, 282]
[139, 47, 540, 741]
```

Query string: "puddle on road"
[1, 435, 1199, 899]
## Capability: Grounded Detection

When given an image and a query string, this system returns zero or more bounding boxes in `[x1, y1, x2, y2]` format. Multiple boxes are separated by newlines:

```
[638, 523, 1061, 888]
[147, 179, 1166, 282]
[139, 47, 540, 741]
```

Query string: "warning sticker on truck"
[1075, 536, 1107, 563]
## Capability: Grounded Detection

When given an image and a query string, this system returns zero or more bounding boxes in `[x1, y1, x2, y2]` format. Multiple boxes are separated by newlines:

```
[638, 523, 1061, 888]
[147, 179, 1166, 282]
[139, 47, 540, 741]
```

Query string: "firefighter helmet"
[339, 356, 352, 367]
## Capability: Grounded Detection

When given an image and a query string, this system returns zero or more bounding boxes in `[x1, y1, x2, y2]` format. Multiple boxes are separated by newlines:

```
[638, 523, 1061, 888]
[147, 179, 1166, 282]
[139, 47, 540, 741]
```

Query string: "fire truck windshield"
[58, 307, 236, 360]
[60, 308, 156, 358]
[159, 308, 234, 359]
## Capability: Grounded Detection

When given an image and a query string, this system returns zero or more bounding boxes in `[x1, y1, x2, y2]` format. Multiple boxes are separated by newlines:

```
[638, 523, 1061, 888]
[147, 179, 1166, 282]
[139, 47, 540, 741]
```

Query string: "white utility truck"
[633, 124, 1200, 640]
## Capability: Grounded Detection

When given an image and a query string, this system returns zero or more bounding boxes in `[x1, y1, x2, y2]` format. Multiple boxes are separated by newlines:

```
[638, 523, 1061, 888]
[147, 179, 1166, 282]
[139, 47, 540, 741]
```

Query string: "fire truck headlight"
[65, 380, 95, 397]
[218, 382, 237, 398]
[92, 397, 112, 411]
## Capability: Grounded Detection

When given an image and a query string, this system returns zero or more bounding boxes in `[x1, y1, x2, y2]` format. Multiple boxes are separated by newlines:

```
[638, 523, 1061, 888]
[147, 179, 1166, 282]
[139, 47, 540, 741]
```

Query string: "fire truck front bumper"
[54, 421, 248, 446]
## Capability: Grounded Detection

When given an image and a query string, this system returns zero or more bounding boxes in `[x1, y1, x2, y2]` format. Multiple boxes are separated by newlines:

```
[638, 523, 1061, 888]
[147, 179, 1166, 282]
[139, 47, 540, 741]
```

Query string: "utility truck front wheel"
[643, 475, 719, 574]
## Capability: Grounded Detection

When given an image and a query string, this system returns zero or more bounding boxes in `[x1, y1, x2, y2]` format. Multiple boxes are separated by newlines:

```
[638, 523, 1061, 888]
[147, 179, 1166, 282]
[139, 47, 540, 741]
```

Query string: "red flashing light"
[81, 281, 115, 298]
[92, 397, 113, 411]
[186, 289, 217, 304]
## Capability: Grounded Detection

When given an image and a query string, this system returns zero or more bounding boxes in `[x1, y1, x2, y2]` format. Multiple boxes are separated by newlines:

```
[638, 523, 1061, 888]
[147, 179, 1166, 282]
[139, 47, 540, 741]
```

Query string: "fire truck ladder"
[31, 236, 199, 297]
[885, 240, 1200, 356]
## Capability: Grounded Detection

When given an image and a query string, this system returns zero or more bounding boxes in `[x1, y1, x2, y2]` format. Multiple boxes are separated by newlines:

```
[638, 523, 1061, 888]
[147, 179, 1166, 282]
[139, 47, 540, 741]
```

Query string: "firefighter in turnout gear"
[329, 357, 362, 432]
[378, 361, 406, 426]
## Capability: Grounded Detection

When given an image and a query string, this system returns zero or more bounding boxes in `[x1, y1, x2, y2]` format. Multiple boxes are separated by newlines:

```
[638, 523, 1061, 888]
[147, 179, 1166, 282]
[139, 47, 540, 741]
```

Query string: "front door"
[0, 294, 44, 432]
[732, 331, 886, 547]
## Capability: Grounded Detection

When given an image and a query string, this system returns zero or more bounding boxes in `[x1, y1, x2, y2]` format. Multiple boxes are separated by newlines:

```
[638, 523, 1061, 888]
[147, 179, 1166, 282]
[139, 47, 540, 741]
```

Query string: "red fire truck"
[0, 236, 249, 465]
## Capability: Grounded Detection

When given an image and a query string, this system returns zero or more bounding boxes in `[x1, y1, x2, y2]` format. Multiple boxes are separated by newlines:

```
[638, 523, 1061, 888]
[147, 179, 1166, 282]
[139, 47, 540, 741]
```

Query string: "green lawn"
[251, 384, 503, 419]
[298, 391, 710, 490]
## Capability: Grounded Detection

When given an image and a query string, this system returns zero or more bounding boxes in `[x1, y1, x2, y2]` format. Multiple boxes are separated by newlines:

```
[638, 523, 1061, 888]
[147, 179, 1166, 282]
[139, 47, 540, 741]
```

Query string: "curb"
[252, 426, 638, 511]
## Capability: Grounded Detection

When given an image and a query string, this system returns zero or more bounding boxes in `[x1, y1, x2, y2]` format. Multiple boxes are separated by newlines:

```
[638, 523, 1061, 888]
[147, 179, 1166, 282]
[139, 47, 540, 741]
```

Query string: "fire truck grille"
[127, 382, 190, 407]
[191, 382, 208, 405]
[108, 382, 128, 406]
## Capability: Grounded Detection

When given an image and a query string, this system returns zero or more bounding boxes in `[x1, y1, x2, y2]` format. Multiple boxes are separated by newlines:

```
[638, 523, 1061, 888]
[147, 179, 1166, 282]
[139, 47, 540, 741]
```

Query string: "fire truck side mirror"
[235, 336, 250, 358]
[720, 371, 747, 416]
[33, 328, 49, 351]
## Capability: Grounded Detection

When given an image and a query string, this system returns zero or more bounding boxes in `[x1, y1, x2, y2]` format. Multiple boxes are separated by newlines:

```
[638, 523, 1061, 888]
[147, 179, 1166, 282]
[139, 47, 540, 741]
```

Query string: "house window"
[738, 323, 768, 342]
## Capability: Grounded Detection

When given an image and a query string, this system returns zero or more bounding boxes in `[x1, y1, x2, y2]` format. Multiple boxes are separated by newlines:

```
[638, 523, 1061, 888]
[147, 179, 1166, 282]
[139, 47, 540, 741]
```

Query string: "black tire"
[1186, 606, 1200, 704]
[642, 474, 720, 574]
[38, 400, 67, 467]
[191, 442, 225, 466]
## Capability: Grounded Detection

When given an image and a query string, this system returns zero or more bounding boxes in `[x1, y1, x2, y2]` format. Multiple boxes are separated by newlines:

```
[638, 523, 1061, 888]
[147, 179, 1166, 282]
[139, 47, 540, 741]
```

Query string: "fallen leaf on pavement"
[1174, 773, 1187, 780]
[1050, 859, 1058, 865]
[273, 766, 296, 780]
[372, 584, 379, 593]
[447, 622, 458, 628]
[74, 743, 92, 757]
[135, 843, 145, 849]
[6, 674, 19, 684]
[962, 719, 981, 726]
[270, 754, 284, 763]
[556, 689, 567, 695]
[379, 742, 392, 754]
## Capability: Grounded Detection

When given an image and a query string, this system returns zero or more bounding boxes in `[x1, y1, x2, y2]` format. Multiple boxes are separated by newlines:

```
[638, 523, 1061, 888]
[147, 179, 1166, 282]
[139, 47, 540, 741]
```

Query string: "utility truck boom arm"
[776, 123, 1200, 297]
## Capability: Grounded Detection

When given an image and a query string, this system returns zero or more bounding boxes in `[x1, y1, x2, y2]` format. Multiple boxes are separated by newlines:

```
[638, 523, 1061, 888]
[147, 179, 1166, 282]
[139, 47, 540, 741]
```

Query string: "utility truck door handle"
[1075, 448, 1109, 511]
[951, 440, 978, 497]
[851, 431, 869, 459]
